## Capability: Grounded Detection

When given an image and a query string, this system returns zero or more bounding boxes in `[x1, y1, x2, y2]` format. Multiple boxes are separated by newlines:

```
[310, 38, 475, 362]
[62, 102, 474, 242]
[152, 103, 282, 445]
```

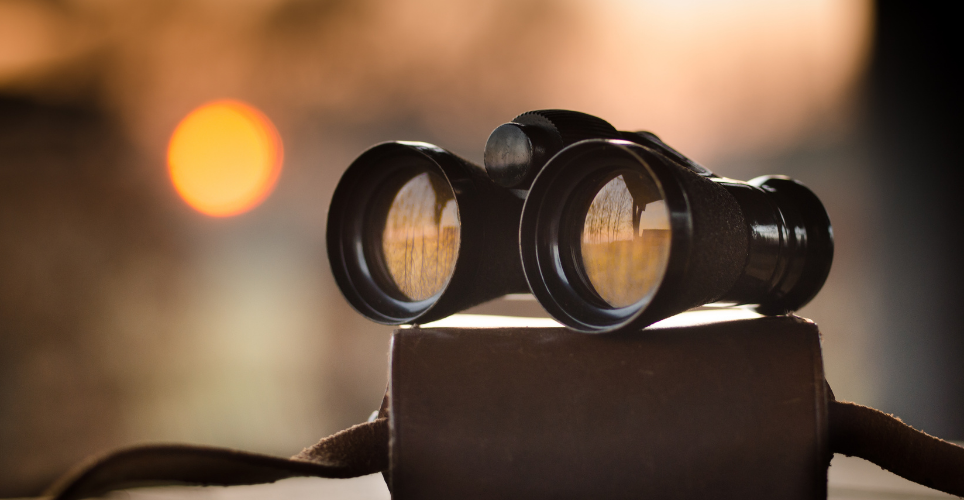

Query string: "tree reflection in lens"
[381, 172, 460, 301]
[581, 171, 671, 307]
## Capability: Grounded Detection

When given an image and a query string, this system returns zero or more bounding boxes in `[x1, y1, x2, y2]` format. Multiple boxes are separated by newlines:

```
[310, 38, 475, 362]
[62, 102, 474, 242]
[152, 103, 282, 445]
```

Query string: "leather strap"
[829, 400, 964, 496]
[45, 400, 964, 498]
[46, 418, 388, 500]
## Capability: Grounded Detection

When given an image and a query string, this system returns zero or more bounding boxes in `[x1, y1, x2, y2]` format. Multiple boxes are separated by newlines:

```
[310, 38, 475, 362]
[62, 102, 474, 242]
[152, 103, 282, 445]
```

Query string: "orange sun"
[167, 100, 283, 217]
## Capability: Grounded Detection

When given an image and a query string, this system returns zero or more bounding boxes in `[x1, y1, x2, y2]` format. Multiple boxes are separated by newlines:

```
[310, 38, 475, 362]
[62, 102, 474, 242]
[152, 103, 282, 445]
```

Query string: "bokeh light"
[167, 100, 283, 217]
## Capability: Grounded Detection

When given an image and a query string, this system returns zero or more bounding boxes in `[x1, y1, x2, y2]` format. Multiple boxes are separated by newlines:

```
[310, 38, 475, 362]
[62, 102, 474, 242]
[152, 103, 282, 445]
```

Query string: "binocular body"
[327, 110, 833, 332]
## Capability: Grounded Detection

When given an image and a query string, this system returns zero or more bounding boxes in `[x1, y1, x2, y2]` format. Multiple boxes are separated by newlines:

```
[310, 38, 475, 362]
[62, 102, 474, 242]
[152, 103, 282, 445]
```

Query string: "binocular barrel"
[519, 139, 832, 332]
[327, 111, 833, 332]
[327, 142, 529, 325]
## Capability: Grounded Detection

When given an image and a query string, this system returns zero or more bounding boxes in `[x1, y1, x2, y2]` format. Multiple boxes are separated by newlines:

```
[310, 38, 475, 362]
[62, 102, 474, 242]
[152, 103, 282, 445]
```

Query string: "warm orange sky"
[1, 0, 872, 163]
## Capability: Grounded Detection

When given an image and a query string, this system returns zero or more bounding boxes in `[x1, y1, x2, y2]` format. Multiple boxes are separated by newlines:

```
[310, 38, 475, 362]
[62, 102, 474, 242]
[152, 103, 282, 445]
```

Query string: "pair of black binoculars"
[327, 110, 833, 333]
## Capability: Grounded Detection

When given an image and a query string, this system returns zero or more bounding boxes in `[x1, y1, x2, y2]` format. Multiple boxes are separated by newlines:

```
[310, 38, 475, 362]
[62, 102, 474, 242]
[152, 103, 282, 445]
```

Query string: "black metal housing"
[520, 139, 833, 333]
[328, 111, 833, 332]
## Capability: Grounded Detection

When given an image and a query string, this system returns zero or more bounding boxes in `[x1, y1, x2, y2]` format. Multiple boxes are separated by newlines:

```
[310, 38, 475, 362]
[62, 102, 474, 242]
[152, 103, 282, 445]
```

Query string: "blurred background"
[1, 0, 961, 496]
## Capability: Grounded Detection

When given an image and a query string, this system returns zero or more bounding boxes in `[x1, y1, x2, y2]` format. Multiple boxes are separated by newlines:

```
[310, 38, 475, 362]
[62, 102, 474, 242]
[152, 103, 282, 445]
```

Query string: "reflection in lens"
[381, 172, 460, 301]
[580, 171, 671, 307]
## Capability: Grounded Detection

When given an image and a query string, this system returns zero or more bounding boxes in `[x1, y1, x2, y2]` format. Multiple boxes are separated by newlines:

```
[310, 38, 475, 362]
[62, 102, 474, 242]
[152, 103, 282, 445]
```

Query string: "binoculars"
[327, 110, 833, 333]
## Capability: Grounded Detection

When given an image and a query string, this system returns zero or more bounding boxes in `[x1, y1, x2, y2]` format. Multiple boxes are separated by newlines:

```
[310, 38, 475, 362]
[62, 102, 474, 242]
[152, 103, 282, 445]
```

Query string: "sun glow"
[167, 100, 283, 217]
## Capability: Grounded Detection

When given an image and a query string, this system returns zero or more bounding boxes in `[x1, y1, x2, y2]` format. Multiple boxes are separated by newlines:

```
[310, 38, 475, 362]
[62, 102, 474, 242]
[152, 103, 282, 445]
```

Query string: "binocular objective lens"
[380, 171, 461, 301]
[579, 171, 671, 308]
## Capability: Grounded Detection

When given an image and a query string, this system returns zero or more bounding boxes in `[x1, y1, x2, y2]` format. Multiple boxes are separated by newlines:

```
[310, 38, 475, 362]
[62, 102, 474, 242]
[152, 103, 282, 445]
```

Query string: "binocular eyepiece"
[327, 110, 833, 333]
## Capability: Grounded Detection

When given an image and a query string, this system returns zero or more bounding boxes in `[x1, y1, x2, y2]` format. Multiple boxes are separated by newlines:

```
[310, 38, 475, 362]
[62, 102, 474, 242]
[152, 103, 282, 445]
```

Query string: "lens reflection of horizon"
[580, 172, 671, 308]
[380, 171, 460, 302]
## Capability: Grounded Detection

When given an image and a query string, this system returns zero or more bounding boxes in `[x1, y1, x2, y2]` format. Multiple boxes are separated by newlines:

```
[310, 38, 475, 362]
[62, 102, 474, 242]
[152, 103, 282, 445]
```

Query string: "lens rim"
[327, 141, 482, 324]
[520, 139, 693, 333]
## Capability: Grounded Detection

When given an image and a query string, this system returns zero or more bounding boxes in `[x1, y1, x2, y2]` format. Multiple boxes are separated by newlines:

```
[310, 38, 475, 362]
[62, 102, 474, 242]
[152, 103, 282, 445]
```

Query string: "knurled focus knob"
[483, 110, 620, 189]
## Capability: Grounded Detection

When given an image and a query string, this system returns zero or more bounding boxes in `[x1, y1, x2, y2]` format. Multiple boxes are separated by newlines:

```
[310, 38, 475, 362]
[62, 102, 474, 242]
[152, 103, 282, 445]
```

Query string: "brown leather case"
[389, 315, 828, 499]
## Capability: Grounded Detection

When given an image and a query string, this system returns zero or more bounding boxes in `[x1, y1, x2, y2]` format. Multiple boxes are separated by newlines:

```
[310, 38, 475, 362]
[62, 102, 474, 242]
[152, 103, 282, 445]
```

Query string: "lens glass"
[580, 170, 670, 307]
[380, 171, 460, 301]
